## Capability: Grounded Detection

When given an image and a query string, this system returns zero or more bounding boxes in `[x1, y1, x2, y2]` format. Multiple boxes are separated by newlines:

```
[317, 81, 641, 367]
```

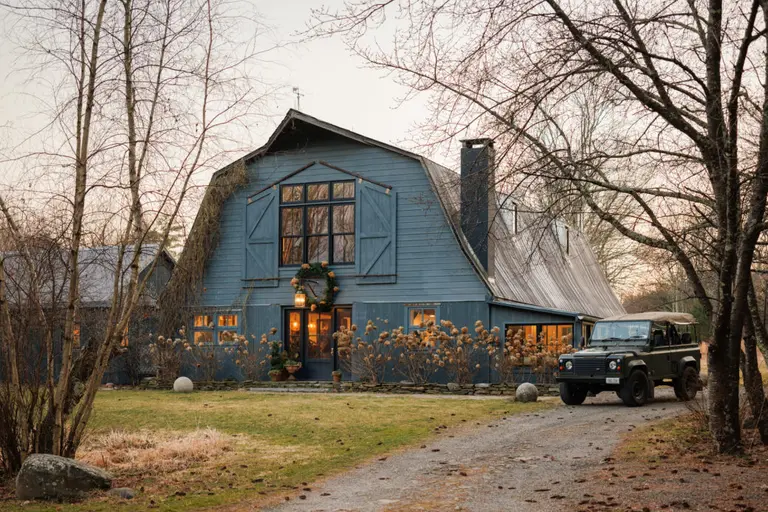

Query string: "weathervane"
[292, 86, 304, 111]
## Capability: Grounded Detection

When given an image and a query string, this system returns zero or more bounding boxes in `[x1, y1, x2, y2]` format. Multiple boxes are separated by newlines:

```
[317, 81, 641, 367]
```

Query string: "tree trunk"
[741, 314, 768, 443]
[708, 312, 743, 452]
[748, 281, 768, 362]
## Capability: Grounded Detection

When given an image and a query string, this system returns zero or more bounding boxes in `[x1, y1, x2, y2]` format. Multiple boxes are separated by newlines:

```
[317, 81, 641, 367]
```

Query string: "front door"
[284, 308, 351, 380]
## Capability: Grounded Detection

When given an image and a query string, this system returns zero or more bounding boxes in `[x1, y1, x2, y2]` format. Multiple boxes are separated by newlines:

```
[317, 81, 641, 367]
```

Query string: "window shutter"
[355, 181, 396, 284]
[244, 187, 279, 287]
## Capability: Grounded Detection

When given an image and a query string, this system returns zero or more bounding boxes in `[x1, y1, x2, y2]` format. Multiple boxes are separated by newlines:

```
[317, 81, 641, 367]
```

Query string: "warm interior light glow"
[292, 321, 299, 329]
[294, 292, 306, 308]
[308, 323, 316, 330]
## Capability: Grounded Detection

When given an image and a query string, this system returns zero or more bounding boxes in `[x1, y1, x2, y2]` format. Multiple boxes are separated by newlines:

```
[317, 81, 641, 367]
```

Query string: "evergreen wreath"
[291, 262, 339, 312]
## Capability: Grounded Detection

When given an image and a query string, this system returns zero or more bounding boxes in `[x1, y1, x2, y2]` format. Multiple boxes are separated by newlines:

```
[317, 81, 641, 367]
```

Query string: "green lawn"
[1, 390, 549, 511]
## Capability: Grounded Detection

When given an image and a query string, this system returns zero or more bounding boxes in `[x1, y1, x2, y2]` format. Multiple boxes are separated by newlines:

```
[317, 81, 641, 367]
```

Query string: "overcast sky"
[0, 1, 454, 190]
[257, 0, 434, 153]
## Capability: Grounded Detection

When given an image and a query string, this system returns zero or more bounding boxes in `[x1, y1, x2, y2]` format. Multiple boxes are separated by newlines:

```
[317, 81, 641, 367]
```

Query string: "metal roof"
[600, 312, 696, 324]
[422, 160, 625, 319]
[2, 244, 172, 308]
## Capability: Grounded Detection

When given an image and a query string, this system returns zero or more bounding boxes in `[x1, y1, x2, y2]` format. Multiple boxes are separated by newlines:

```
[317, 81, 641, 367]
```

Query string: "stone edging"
[135, 378, 560, 396]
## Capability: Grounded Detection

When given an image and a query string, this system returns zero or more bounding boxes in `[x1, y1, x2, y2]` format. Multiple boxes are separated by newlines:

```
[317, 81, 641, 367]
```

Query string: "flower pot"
[332, 374, 342, 383]
[285, 364, 301, 381]
[269, 369, 289, 382]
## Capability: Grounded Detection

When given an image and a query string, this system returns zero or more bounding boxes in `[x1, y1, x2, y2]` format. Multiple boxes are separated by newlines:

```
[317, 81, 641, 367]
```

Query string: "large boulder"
[16, 453, 112, 500]
[173, 376, 194, 392]
[515, 382, 539, 403]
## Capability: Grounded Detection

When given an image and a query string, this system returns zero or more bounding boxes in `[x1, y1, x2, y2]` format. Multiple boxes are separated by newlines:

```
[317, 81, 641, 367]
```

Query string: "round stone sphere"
[515, 382, 539, 403]
[173, 376, 194, 393]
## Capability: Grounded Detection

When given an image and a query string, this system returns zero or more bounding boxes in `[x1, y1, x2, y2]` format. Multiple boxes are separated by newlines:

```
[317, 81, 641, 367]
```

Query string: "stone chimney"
[460, 138, 495, 276]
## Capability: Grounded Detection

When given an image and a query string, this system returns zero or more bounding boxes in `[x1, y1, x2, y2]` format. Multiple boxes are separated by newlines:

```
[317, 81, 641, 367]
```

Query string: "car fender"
[627, 359, 647, 373]
[679, 355, 699, 375]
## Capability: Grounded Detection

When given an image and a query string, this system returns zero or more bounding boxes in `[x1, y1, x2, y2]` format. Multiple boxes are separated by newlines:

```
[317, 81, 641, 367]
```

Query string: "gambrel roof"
[225, 109, 625, 319]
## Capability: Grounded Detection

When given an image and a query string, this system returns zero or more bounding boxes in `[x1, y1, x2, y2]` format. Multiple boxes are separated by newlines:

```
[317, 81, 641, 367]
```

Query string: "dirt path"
[265, 389, 686, 512]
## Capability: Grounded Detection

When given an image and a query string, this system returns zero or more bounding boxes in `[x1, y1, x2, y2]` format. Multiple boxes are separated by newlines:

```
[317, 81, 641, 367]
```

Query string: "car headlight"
[565, 360, 573, 370]
[608, 360, 618, 371]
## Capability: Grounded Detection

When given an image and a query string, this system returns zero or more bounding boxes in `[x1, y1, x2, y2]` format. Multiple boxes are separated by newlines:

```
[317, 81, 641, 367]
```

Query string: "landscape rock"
[173, 376, 194, 393]
[446, 383, 461, 391]
[108, 487, 136, 500]
[16, 453, 112, 500]
[515, 382, 539, 403]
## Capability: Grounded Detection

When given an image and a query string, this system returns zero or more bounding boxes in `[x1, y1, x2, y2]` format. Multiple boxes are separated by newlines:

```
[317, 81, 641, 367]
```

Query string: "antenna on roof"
[292, 87, 304, 111]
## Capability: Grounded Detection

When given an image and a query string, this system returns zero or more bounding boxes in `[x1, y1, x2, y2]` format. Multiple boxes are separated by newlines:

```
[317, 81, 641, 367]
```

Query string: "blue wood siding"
[490, 304, 576, 327]
[352, 301, 491, 383]
[198, 137, 489, 308]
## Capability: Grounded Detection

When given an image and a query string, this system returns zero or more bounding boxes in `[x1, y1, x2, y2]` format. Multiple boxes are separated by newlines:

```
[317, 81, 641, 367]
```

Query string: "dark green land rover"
[557, 312, 701, 407]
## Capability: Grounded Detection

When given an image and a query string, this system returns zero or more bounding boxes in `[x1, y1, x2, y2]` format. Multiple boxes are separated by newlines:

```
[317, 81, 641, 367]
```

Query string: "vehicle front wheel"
[620, 370, 649, 407]
[673, 366, 699, 401]
[560, 382, 588, 405]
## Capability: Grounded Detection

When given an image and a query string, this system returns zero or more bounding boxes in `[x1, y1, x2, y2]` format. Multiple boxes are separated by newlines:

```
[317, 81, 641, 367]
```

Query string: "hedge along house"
[177, 109, 624, 382]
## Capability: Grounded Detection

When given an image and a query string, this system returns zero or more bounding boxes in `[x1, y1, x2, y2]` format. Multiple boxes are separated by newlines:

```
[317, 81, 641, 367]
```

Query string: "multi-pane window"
[192, 313, 240, 344]
[505, 323, 574, 350]
[280, 181, 355, 266]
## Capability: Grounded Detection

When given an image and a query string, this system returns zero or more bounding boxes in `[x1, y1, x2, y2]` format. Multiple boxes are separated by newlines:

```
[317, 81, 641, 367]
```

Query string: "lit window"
[194, 315, 213, 328]
[120, 325, 129, 347]
[73, 323, 81, 348]
[192, 313, 240, 344]
[194, 330, 213, 344]
[279, 181, 355, 265]
[218, 314, 238, 327]
[408, 307, 438, 332]
[505, 323, 574, 356]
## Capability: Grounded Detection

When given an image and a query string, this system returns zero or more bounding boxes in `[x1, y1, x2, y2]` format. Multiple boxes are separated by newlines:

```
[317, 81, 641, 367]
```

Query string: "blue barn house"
[179, 110, 624, 382]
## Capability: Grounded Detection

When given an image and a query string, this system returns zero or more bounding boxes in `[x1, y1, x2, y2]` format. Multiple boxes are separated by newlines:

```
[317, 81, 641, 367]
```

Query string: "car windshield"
[590, 321, 651, 344]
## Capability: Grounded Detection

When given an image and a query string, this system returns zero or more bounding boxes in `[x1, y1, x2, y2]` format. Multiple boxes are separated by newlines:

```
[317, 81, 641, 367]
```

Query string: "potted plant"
[284, 359, 302, 380]
[331, 370, 342, 383]
[267, 338, 288, 381]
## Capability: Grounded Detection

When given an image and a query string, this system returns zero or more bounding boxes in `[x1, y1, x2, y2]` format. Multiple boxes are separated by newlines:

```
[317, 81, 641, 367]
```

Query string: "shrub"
[335, 319, 393, 383]
[148, 333, 183, 383]
[497, 326, 574, 384]
[439, 320, 499, 384]
[391, 322, 443, 384]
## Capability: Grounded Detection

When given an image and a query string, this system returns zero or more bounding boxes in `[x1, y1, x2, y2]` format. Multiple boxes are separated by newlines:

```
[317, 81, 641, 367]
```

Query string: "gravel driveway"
[265, 389, 686, 512]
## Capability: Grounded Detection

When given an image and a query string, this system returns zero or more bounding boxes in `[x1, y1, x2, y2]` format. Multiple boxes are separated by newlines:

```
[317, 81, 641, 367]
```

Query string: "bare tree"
[0, 0, 275, 471]
[310, 0, 768, 452]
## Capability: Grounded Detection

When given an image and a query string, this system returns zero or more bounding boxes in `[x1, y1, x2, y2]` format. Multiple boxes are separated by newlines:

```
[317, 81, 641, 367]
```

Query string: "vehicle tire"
[560, 382, 588, 405]
[620, 370, 649, 407]
[673, 366, 699, 401]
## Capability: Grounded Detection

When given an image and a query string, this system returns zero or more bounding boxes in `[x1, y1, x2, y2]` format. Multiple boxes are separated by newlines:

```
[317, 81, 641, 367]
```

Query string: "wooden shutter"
[355, 181, 396, 284]
[244, 187, 279, 287]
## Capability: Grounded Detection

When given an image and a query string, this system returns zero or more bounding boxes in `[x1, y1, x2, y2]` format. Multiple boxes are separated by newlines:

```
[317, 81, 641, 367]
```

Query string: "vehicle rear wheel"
[620, 370, 649, 407]
[560, 382, 588, 405]
[673, 366, 699, 401]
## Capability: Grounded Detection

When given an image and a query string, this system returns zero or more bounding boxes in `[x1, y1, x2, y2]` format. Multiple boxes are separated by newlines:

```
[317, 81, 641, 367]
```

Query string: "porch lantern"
[294, 291, 306, 308]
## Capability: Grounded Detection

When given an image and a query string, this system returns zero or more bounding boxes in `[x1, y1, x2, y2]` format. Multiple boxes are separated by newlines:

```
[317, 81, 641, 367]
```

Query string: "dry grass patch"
[79, 428, 235, 474]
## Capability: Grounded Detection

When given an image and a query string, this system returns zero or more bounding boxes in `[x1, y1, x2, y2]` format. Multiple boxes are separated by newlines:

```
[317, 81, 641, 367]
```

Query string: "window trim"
[504, 322, 575, 348]
[406, 306, 440, 333]
[279, 181, 356, 267]
[192, 312, 242, 345]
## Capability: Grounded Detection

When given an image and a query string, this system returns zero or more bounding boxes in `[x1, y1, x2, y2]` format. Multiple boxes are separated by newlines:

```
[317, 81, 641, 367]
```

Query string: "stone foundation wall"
[137, 378, 560, 396]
